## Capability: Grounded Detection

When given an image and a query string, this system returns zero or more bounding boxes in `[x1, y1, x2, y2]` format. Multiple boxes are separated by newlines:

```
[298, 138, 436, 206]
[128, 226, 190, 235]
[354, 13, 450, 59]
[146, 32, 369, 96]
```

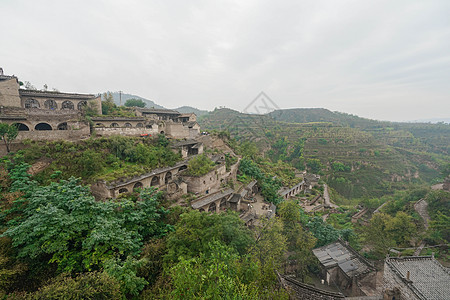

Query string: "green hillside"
[199, 108, 449, 199]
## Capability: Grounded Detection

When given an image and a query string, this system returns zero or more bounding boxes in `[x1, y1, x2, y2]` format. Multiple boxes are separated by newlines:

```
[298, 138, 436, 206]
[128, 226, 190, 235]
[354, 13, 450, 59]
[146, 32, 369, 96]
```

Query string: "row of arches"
[95, 123, 153, 129]
[117, 171, 175, 194]
[24, 99, 87, 111]
[198, 198, 227, 213]
[13, 122, 68, 131]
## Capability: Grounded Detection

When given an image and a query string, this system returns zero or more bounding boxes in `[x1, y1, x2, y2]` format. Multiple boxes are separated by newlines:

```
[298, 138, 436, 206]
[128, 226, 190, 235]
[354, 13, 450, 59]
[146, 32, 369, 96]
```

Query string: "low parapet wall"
[94, 127, 158, 137]
[15, 126, 90, 141]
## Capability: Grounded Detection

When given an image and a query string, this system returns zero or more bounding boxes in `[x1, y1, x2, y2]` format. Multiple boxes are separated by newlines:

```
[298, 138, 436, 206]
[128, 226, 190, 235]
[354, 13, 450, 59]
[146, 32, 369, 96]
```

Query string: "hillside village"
[0, 69, 449, 299]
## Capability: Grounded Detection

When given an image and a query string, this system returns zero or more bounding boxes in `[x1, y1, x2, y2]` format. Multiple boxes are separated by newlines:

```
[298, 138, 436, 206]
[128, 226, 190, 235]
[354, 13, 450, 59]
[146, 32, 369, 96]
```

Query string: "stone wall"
[94, 127, 158, 137]
[0, 78, 21, 107]
[15, 125, 91, 141]
[183, 160, 239, 195]
[183, 165, 225, 194]
[382, 261, 420, 300]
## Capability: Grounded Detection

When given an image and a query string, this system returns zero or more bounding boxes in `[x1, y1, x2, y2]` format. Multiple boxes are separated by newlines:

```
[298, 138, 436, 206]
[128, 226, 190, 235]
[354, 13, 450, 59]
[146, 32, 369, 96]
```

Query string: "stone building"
[133, 108, 200, 139]
[0, 70, 101, 141]
[277, 272, 345, 300]
[383, 255, 450, 300]
[181, 154, 239, 195]
[0, 69, 200, 142]
[313, 240, 377, 297]
[91, 160, 189, 199]
[171, 139, 204, 158]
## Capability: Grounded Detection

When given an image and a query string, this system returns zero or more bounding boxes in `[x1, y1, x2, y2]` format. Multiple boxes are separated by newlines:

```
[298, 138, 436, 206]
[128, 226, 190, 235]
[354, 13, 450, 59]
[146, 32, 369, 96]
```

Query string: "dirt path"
[323, 184, 338, 209]
[414, 198, 430, 230]
[413, 198, 430, 256]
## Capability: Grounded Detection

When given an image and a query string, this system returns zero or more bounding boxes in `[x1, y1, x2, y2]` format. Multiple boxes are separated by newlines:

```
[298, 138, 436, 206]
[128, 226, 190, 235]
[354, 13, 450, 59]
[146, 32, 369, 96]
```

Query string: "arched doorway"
[178, 165, 187, 172]
[136, 123, 143, 128]
[95, 123, 105, 127]
[199, 208, 205, 212]
[57, 122, 68, 130]
[151, 176, 160, 186]
[44, 99, 57, 109]
[220, 198, 227, 210]
[160, 131, 165, 134]
[35, 123, 52, 131]
[133, 182, 143, 191]
[124, 123, 132, 128]
[118, 188, 128, 194]
[61, 101, 74, 110]
[208, 202, 216, 213]
[165, 172, 172, 184]
[14, 123, 29, 131]
[77, 101, 87, 111]
[24, 99, 40, 108]
[110, 123, 119, 128]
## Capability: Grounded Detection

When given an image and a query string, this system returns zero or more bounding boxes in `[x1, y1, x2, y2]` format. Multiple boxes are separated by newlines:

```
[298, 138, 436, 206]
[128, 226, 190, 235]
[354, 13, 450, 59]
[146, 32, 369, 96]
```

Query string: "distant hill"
[107, 92, 166, 109]
[409, 117, 450, 124]
[198, 108, 450, 199]
[175, 106, 209, 116]
[104, 92, 209, 116]
[269, 108, 450, 156]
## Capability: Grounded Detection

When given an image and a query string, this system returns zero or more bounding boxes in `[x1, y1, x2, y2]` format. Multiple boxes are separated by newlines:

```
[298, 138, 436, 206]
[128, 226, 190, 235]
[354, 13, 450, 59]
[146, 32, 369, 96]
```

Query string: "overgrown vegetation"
[12, 136, 181, 184]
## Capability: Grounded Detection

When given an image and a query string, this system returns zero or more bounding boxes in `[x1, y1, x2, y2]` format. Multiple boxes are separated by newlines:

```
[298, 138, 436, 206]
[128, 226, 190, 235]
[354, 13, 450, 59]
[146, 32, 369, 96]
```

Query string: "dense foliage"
[14, 136, 181, 184]
[185, 154, 215, 176]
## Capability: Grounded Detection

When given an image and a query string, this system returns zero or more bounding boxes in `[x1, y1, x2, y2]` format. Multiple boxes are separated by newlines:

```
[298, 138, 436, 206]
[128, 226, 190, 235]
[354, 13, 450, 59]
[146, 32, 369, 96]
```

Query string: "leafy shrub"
[31, 272, 122, 300]
[185, 154, 215, 176]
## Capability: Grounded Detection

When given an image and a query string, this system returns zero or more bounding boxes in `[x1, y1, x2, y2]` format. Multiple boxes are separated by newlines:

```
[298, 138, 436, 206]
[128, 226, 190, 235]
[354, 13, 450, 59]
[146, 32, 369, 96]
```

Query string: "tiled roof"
[19, 89, 97, 99]
[171, 139, 199, 147]
[137, 108, 180, 114]
[313, 240, 374, 278]
[191, 188, 234, 209]
[386, 256, 450, 300]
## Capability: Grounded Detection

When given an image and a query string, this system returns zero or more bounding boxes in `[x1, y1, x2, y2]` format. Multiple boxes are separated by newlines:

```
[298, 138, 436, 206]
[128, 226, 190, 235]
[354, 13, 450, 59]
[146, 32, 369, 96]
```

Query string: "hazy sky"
[2, 0, 449, 121]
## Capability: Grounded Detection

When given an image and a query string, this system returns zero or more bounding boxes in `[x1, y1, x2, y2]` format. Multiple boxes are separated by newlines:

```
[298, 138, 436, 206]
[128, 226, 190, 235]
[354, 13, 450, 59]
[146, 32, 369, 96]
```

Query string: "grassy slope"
[199, 108, 449, 198]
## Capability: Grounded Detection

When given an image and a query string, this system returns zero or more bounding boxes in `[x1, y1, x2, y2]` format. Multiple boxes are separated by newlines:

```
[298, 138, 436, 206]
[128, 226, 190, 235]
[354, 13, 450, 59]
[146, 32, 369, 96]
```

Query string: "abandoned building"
[313, 240, 377, 297]
[131, 108, 200, 139]
[190, 188, 235, 213]
[181, 154, 240, 195]
[383, 255, 450, 300]
[92, 109, 200, 139]
[91, 160, 189, 199]
[0, 69, 200, 142]
[171, 139, 204, 158]
[0, 71, 101, 141]
[277, 272, 345, 300]
[279, 180, 306, 200]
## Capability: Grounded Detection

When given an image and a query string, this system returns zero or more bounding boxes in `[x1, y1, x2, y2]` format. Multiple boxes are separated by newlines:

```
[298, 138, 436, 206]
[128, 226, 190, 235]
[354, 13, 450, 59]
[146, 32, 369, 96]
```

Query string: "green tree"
[164, 210, 253, 265]
[30, 272, 122, 300]
[362, 213, 395, 257]
[2, 178, 169, 273]
[387, 211, 417, 246]
[277, 201, 317, 281]
[124, 98, 146, 108]
[168, 242, 261, 299]
[250, 217, 287, 286]
[0, 123, 18, 153]
[185, 154, 215, 176]
[101, 92, 116, 115]
[306, 158, 324, 173]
